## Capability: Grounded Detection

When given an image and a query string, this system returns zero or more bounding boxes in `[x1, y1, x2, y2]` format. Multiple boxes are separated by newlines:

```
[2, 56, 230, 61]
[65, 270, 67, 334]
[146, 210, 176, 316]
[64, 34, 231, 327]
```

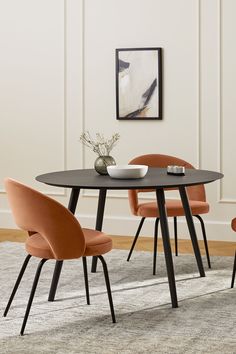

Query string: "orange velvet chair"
[127, 154, 211, 275]
[3, 178, 116, 335]
[231, 218, 236, 288]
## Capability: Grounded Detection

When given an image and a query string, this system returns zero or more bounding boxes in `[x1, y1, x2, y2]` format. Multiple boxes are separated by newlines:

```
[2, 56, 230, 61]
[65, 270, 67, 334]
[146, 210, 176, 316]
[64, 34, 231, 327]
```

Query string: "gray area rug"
[0, 242, 235, 354]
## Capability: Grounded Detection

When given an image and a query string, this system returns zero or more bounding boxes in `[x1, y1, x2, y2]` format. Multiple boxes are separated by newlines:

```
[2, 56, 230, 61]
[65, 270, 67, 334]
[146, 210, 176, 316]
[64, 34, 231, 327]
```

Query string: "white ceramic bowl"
[107, 165, 148, 179]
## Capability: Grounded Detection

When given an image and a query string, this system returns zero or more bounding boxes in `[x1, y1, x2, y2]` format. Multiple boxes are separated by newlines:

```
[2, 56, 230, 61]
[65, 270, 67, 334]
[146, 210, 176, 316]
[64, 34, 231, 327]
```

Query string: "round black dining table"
[36, 167, 223, 308]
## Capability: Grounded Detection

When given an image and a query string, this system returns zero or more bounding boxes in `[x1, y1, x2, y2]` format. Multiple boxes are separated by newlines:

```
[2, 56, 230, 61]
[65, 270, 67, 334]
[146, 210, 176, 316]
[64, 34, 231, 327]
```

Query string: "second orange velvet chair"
[3, 178, 116, 335]
[127, 154, 211, 275]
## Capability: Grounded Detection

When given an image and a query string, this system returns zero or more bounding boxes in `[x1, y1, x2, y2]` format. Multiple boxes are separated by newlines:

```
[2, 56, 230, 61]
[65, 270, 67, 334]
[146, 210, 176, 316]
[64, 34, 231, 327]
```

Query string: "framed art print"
[116, 47, 162, 120]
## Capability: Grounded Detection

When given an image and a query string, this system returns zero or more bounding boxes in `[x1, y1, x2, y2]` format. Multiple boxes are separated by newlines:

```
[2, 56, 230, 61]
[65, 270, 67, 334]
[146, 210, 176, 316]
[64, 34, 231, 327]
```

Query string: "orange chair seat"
[83, 228, 112, 256]
[26, 233, 54, 259]
[26, 228, 112, 260]
[136, 199, 209, 218]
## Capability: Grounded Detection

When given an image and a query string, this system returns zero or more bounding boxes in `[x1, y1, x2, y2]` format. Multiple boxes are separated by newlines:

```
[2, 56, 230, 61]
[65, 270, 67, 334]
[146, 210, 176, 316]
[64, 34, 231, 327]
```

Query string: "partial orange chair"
[127, 154, 211, 275]
[3, 178, 116, 335]
[231, 218, 236, 288]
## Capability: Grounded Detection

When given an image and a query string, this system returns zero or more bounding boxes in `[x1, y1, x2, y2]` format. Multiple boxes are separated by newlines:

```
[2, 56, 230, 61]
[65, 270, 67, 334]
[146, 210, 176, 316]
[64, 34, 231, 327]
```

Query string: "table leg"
[178, 186, 205, 277]
[91, 189, 107, 273]
[156, 188, 178, 308]
[48, 188, 80, 301]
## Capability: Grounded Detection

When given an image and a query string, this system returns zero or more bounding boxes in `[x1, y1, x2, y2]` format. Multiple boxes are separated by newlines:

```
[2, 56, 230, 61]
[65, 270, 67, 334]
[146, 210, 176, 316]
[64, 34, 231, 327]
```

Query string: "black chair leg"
[153, 218, 159, 275]
[4, 255, 32, 317]
[231, 251, 236, 288]
[194, 215, 211, 268]
[127, 217, 145, 261]
[174, 216, 178, 256]
[82, 257, 90, 305]
[97, 255, 116, 323]
[20, 258, 47, 336]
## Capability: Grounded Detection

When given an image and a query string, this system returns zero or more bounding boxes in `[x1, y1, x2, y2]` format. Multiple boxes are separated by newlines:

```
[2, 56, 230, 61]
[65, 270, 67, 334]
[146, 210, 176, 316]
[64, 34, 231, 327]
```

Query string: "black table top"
[36, 168, 223, 190]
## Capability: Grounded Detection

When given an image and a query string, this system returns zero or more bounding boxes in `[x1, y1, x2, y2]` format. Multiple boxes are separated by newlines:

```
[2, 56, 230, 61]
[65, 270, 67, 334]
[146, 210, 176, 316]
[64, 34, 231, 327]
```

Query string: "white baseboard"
[0, 210, 17, 228]
[1, 210, 235, 242]
[77, 214, 235, 242]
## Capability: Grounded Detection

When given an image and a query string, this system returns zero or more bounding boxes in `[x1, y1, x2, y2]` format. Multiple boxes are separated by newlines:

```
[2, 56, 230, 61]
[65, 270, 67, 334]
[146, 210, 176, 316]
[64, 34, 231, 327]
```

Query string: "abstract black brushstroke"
[142, 78, 157, 106]
[124, 108, 146, 119]
[124, 78, 157, 118]
[118, 59, 130, 73]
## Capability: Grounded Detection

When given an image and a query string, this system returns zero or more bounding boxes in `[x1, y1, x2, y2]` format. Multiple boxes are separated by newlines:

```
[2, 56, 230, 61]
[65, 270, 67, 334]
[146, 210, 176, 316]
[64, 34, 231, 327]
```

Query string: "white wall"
[0, 0, 235, 241]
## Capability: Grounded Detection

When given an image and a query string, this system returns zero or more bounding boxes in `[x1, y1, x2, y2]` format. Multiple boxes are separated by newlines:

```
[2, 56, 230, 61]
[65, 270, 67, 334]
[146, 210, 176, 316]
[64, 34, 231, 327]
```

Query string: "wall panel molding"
[43, 0, 67, 197]
[82, 0, 201, 200]
[0, 0, 67, 198]
[218, 0, 236, 203]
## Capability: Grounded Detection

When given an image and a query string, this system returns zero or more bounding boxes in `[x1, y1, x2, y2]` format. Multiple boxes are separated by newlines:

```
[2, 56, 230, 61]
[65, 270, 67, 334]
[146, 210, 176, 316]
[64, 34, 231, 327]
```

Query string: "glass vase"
[94, 155, 116, 175]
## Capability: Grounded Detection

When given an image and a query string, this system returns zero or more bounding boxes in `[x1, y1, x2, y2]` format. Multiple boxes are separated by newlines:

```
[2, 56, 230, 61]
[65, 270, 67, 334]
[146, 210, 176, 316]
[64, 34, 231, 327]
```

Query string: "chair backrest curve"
[128, 154, 206, 215]
[231, 218, 236, 232]
[4, 178, 85, 260]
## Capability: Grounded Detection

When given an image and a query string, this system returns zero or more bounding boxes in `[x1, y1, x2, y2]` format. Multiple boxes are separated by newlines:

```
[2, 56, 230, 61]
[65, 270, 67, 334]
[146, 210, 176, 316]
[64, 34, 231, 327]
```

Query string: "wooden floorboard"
[0, 229, 27, 243]
[111, 235, 235, 257]
[0, 229, 235, 256]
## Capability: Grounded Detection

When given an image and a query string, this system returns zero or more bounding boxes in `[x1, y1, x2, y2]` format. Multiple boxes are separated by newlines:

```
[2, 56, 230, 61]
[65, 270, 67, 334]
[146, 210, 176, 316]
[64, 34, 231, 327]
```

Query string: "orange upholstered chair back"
[4, 178, 85, 259]
[128, 154, 206, 215]
[231, 218, 236, 232]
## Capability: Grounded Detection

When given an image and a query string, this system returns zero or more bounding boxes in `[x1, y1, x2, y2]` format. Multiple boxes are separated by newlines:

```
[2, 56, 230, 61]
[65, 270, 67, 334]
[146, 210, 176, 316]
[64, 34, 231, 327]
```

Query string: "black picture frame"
[116, 47, 162, 120]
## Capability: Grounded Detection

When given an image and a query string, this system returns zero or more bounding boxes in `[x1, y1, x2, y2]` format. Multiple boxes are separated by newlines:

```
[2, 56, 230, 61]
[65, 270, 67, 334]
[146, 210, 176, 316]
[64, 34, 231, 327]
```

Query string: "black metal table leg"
[153, 218, 159, 276]
[231, 251, 236, 288]
[91, 189, 107, 273]
[156, 188, 178, 308]
[48, 188, 80, 301]
[68, 188, 81, 214]
[179, 186, 205, 277]
[174, 216, 178, 256]
[48, 261, 63, 302]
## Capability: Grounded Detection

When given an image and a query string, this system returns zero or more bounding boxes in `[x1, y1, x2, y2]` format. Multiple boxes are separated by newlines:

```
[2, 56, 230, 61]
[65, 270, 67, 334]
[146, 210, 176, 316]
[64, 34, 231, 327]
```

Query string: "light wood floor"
[0, 229, 235, 256]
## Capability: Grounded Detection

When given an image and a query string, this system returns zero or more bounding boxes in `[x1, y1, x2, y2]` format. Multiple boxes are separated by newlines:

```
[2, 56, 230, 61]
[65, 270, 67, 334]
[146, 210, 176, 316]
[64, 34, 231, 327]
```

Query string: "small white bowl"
[107, 165, 148, 179]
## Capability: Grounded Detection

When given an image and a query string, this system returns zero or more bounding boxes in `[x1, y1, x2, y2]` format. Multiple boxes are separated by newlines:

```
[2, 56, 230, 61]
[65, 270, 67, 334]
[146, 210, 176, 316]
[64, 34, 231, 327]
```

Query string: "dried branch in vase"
[80, 132, 120, 156]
